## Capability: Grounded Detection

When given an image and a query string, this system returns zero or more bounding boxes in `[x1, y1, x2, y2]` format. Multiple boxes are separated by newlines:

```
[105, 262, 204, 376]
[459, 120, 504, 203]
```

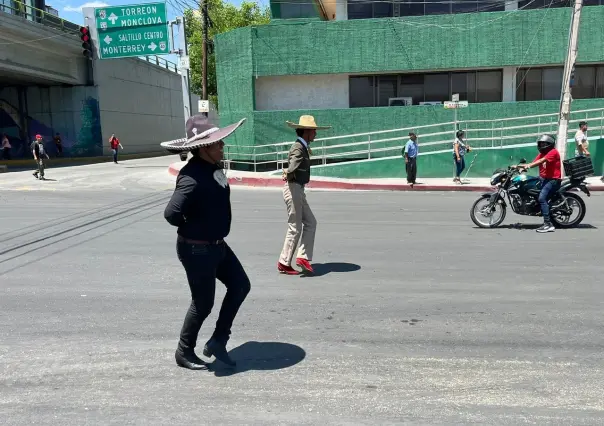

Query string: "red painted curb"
[169, 163, 604, 192]
[226, 176, 493, 192]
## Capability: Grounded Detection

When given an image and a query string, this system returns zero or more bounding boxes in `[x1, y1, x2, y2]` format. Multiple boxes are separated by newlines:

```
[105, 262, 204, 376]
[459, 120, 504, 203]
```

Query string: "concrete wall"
[0, 57, 197, 158]
[254, 74, 349, 111]
[93, 58, 188, 155]
[0, 85, 101, 158]
[502, 67, 517, 102]
[335, 0, 347, 20]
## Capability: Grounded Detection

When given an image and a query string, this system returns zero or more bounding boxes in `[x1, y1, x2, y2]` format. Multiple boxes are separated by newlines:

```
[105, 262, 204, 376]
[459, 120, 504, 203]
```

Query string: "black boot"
[203, 337, 236, 366]
[175, 350, 207, 370]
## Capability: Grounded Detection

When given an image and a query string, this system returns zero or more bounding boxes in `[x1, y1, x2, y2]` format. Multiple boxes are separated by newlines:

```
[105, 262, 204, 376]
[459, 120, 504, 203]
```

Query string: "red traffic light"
[79, 26, 90, 42]
[80, 26, 93, 58]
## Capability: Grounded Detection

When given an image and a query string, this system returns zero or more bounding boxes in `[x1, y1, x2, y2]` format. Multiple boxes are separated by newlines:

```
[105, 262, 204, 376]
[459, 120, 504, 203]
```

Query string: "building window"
[399, 74, 425, 105]
[476, 71, 503, 103]
[348, 0, 394, 19]
[516, 65, 604, 101]
[278, 0, 320, 19]
[349, 70, 503, 107]
[451, 72, 476, 103]
[542, 68, 563, 100]
[518, 0, 572, 9]
[424, 73, 449, 102]
[398, 0, 504, 17]
[349, 76, 376, 107]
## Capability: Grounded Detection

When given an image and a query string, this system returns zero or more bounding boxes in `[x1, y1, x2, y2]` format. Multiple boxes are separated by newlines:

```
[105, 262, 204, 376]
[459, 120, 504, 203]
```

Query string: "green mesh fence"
[249, 8, 604, 76]
[214, 7, 604, 167]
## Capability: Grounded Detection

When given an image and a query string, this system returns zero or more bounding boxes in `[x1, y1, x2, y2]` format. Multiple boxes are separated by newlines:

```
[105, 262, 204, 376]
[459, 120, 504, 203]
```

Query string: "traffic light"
[80, 26, 92, 58]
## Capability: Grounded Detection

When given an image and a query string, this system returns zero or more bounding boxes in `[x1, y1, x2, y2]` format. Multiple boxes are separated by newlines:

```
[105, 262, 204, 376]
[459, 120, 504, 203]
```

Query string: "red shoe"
[296, 258, 314, 274]
[277, 262, 299, 275]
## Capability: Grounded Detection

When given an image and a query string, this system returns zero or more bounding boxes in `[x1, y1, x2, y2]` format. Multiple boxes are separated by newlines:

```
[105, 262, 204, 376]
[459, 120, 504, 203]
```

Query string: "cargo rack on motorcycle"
[563, 156, 594, 179]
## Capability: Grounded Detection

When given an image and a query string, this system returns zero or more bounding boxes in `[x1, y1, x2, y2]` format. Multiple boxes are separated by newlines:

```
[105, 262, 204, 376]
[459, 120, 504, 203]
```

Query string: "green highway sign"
[94, 2, 170, 59]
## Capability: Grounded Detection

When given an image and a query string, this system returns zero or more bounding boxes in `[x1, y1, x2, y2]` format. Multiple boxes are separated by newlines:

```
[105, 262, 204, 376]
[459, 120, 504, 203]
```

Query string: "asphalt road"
[1, 157, 604, 425]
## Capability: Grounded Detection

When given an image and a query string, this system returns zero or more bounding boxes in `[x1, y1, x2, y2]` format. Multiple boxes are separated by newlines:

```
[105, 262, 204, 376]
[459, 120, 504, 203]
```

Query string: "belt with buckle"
[177, 235, 223, 245]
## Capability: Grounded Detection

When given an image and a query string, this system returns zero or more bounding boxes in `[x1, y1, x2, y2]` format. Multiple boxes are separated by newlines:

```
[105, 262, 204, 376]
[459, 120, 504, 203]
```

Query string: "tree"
[184, 0, 270, 109]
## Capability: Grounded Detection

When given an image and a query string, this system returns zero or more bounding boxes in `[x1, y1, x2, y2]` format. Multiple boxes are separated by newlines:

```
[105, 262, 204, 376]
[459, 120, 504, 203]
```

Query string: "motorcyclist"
[517, 134, 561, 233]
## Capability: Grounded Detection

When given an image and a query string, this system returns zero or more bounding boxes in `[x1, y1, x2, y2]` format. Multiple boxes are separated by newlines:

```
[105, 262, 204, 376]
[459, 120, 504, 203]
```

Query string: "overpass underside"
[0, 9, 89, 86]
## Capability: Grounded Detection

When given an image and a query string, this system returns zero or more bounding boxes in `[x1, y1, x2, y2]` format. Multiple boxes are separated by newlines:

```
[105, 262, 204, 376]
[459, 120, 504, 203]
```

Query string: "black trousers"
[176, 240, 251, 354]
[406, 157, 417, 183]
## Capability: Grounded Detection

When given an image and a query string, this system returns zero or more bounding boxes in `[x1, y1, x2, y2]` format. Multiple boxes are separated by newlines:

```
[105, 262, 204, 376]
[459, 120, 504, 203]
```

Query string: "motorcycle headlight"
[490, 175, 499, 186]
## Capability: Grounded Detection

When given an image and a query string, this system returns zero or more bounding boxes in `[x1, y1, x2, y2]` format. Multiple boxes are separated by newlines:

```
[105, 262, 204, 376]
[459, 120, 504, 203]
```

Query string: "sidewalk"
[168, 162, 604, 192]
[1, 152, 170, 171]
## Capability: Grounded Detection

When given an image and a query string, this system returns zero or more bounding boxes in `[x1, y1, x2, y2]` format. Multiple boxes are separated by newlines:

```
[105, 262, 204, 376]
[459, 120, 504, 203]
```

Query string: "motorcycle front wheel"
[470, 194, 507, 228]
[550, 192, 586, 228]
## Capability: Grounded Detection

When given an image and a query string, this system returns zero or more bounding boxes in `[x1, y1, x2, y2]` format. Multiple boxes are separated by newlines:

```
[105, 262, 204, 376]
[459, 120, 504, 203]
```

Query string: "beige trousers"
[279, 182, 317, 265]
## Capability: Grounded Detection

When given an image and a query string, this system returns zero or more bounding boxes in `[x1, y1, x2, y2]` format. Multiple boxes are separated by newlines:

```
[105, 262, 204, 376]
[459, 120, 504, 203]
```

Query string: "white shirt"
[575, 130, 588, 156]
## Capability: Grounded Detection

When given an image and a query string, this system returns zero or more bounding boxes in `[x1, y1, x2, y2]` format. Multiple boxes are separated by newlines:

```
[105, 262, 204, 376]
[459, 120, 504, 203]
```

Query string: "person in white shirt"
[574, 121, 589, 157]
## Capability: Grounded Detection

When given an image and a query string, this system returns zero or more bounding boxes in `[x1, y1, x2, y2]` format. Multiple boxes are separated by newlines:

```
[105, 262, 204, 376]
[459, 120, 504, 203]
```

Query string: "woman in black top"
[162, 114, 249, 370]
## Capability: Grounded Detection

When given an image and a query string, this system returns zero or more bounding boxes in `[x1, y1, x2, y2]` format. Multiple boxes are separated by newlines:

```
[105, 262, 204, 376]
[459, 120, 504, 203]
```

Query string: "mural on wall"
[72, 97, 103, 157]
[0, 96, 102, 159]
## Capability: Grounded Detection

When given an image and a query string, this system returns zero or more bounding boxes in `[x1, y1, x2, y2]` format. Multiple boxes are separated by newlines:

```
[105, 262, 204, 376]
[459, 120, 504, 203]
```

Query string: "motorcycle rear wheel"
[470, 194, 507, 228]
[550, 192, 586, 228]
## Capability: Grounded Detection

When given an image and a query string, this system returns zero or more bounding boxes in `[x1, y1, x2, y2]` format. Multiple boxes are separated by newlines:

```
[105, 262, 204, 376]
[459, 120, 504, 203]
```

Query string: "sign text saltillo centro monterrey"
[95, 2, 170, 59]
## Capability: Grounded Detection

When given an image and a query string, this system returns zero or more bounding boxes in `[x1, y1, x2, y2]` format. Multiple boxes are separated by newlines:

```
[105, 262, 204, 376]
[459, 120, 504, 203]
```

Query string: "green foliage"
[184, 1, 270, 108]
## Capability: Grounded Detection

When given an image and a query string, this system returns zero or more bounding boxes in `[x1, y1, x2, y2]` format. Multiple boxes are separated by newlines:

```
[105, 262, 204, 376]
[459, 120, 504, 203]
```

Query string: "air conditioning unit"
[419, 101, 443, 106]
[388, 97, 413, 107]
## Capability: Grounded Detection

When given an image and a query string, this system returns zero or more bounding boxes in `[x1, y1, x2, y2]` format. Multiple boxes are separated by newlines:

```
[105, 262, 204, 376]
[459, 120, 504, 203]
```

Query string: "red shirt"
[533, 149, 561, 179]
[110, 137, 119, 149]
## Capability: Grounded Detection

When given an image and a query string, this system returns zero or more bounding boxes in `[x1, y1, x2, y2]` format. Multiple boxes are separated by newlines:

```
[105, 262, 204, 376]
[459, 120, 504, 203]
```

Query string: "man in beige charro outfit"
[277, 115, 331, 275]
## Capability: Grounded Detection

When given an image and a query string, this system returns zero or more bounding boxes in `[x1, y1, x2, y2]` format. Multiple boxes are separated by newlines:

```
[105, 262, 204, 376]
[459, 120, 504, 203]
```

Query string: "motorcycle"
[470, 158, 590, 228]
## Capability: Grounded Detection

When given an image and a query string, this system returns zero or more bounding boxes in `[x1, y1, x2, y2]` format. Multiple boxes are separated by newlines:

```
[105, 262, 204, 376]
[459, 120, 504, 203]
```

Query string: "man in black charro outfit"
[162, 115, 250, 370]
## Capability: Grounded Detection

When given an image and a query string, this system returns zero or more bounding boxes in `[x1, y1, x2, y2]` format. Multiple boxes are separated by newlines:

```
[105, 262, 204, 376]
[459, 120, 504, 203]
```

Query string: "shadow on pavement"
[474, 223, 597, 230]
[301, 262, 361, 277]
[208, 341, 306, 377]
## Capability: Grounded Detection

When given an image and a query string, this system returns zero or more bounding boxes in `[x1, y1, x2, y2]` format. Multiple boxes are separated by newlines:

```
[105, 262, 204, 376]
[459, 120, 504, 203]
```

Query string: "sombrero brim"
[286, 121, 331, 130]
[160, 118, 246, 152]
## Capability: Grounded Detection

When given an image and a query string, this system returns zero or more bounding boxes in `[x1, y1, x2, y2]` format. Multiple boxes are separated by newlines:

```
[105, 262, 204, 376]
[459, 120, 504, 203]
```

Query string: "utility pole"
[172, 17, 192, 123]
[556, 0, 583, 175]
[201, 0, 209, 116]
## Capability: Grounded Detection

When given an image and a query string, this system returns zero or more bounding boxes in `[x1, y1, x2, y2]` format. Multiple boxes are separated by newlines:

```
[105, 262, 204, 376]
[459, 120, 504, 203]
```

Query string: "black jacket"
[285, 140, 311, 185]
[164, 156, 231, 241]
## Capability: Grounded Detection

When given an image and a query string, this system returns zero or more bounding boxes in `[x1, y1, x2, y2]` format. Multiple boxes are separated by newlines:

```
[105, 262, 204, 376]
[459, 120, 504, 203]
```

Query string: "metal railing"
[224, 107, 604, 172]
[1, 1, 81, 35]
[140, 55, 179, 73]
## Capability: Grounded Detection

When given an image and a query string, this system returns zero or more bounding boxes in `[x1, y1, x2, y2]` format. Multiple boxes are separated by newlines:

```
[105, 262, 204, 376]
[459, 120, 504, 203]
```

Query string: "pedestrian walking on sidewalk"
[53, 133, 63, 157]
[278, 115, 331, 275]
[453, 130, 471, 184]
[403, 132, 418, 187]
[162, 114, 250, 370]
[31, 134, 49, 180]
[109, 134, 123, 163]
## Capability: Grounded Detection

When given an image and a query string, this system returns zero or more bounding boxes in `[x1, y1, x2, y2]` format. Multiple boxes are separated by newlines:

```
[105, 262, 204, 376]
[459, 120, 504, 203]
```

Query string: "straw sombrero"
[286, 115, 331, 130]
[160, 115, 246, 152]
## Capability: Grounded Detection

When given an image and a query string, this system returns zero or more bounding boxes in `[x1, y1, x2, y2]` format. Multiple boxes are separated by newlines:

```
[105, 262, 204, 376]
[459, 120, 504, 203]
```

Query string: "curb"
[168, 163, 604, 192]
[167, 163, 492, 192]
[227, 176, 494, 192]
